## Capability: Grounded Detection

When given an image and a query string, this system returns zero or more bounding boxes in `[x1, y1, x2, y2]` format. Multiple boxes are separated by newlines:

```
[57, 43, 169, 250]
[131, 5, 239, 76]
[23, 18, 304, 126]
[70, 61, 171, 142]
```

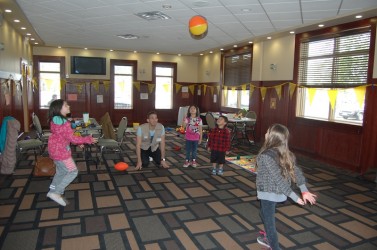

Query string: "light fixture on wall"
[0, 42, 4, 51]
[270, 63, 277, 70]
[139, 69, 146, 75]
[205, 70, 210, 76]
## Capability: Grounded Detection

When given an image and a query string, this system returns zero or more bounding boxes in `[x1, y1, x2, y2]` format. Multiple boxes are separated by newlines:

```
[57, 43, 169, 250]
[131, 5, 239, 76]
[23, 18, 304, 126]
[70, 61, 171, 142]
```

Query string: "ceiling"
[1, 0, 377, 55]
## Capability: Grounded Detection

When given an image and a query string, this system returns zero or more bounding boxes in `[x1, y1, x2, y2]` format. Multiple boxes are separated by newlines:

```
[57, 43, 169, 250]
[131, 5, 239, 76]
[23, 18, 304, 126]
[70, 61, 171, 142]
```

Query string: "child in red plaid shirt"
[207, 115, 231, 176]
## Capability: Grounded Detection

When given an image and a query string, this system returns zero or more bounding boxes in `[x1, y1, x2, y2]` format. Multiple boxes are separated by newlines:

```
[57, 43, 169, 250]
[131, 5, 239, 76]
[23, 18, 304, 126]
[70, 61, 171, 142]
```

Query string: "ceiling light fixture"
[135, 11, 171, 21]
[110, 49, 114, 52]
[21, 27, 26, 30]
[14, 19, 20, 23]
[117, 34, 139, 40]
[241, 8, 251, 12]
[193, 1, 209, 7]
[318, 24, 324, 27]
[248, 41, 253, 44]
[355, 15, 362, 19]
[267, 36, 271, 39]
[162, 4, 172, 9]
[290, 31, 295, 34]
[233, 45, 238, 47]
[5, 9, 12, 13]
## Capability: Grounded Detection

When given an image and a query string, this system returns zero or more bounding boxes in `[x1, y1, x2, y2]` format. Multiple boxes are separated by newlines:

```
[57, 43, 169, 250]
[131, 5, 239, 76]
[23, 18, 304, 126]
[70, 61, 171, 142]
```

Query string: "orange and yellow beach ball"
[189, 15, 208, 39]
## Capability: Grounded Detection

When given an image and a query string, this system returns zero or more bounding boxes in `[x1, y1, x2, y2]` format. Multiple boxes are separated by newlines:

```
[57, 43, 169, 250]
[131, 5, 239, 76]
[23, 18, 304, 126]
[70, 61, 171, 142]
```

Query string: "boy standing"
[207, 115, 231, 175]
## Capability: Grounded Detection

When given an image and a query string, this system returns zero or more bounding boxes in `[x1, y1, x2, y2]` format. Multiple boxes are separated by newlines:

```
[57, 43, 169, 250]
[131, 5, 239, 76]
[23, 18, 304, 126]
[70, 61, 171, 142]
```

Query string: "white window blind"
[298, 31, 370, 87]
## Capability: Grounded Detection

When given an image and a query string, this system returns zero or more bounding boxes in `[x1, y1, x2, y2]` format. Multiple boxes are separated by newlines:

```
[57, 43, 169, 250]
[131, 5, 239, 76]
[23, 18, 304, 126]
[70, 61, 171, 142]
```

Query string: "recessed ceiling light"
[5, 9, 12, 13]
[133, 51, 137, 53]
[156, 52, 160, 54]
[200, 53, 203, 56]
[21, 27, 26, 30]
[84, 48, 87, 50]
[267, 36, 272, 39]
[110, 49, 114, 52]
[209, 51, 213, 53]
[178, 54, 181, 56]
[241, 8, 251, 12]
[14, 19, 20, 23]
[290, 31, 295, 34]
[30, 38, 35, 41]
[355, 15, 362, 19]
[248, 41, 253, 44]
[34, 42, 39, 45]
[220, 48, 224, 51]
[318, 24, 324, 27]
[58, 46, 61, 48]
[233, 45, 238, 48]
[26, 33, 31, 36]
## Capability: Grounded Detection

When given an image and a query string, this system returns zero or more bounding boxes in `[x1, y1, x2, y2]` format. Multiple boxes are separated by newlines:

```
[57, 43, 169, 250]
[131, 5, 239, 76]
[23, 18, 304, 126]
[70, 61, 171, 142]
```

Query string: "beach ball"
[114, 162, 129, 171]
[189, 15, 208, 39]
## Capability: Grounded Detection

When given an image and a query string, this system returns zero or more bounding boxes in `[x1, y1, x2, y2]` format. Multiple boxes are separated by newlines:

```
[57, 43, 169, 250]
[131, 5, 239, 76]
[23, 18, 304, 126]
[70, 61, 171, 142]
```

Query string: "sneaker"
[183, 160, 190, 168]
[257, 236, 271, 249]
[212, 168, 217, 175]
[191, 160, 197, 168]
[47, 192, 66, 206]
[217, 168, 224, 176]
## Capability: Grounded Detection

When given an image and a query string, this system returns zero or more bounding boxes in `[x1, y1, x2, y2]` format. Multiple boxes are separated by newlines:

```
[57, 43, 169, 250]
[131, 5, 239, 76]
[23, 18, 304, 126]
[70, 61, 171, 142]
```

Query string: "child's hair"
[48, 99, 67, 123]
[186, 105, 200, 117]
[258, 123, 296, 182]
[147, 111, 157, 119]
[218, 115, 228, 124]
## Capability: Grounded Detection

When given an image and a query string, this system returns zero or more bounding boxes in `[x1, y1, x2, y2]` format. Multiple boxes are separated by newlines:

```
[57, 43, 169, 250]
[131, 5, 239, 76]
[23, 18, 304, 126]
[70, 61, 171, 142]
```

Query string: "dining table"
[200, 112, 256, 147]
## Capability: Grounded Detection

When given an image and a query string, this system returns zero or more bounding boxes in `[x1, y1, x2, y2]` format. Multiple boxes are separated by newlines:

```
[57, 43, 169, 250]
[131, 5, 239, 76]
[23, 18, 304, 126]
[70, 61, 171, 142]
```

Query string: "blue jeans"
[49, 159, 78, 195]
[185, 140, 198, 161]
[260, 199, 281, 250]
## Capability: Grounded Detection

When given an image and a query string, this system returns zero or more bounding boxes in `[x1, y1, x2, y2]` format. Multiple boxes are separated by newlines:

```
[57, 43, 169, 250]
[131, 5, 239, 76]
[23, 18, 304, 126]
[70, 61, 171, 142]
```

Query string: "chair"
[243, 111, 257, 143]
[32, 112, 51, 150]
[99, 112, 116, 140]
[97, 117, 128, 161]
[203, 113, 216, 147]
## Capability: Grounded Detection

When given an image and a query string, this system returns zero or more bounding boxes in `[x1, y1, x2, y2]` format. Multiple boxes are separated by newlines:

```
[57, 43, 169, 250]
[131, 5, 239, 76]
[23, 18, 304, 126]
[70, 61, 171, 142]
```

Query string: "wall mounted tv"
[71, 56, 106, 75]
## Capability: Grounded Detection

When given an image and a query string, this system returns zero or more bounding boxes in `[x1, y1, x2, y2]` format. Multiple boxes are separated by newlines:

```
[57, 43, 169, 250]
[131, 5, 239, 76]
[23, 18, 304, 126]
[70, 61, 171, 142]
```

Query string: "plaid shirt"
[207, 127, 231, 152]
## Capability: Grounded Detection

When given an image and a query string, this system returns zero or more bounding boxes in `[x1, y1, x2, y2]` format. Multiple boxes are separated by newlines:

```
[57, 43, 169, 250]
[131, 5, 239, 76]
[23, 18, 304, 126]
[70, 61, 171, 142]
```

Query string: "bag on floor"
[34, 156, 56, 177]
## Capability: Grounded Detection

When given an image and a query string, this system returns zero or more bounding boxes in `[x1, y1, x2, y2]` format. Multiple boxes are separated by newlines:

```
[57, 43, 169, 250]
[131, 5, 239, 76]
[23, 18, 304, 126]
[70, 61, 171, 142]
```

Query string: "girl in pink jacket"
[47, 99, 97, 206]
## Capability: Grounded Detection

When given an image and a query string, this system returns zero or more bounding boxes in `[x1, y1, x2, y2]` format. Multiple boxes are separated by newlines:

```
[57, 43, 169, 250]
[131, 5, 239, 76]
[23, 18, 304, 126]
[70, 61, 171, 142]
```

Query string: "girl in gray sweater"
[256, 124, 317, 250]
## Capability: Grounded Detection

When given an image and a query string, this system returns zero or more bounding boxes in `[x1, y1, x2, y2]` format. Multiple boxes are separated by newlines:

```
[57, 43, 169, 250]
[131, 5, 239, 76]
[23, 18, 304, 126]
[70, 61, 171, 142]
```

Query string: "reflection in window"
[39, 62, 61, 109]
[155, 66, 173, 109]
[296, 30, 370, 125]
[114, 65, 133, 109]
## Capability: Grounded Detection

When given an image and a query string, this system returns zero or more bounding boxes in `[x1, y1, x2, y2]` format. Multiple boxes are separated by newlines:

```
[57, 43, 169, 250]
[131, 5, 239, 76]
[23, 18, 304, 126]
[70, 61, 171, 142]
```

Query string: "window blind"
[298, 31, 370, 87]
[224, 53, 252, 86]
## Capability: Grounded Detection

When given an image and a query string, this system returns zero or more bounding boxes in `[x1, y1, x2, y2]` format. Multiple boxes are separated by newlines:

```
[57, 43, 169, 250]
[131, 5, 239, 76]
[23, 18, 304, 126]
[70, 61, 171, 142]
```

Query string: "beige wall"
[197, 52, 221, 83]
[33, 47, 199, 83]
[252, 35, 295, 81]
[0, 19, 32, 78]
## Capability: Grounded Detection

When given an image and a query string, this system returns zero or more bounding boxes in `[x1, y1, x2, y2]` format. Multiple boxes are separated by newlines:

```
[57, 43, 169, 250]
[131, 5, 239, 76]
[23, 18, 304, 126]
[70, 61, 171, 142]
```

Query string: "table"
[201, 112, 256, 147]
[72, 118, 102, 169]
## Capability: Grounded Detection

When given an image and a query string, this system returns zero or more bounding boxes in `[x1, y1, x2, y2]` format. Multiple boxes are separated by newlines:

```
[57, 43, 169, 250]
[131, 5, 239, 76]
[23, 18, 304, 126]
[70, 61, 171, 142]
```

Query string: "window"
[222, 51, 252, 109]
[111, 60, 136, 109]
[296, 30, 370, 125]
[39, 62, 61, 109]
[154, 63, 175, 109]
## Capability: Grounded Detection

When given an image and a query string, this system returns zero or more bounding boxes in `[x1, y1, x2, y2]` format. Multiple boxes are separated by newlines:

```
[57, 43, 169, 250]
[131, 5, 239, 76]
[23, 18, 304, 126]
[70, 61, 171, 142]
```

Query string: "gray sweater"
[256, 149, 308, 203]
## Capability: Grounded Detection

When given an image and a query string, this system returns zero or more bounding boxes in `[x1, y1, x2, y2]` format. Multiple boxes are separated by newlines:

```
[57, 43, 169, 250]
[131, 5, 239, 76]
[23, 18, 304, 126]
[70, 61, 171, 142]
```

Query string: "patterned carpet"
[1, 130, 377, 250]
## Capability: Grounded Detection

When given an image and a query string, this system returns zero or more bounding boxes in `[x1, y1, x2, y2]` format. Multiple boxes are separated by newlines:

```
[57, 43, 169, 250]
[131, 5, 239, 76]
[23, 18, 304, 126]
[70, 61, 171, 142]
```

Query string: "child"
[207, 115, 230, 175]
[256, 124, 317, 250]
[47, 99, 98, 206]
[182, 105, 203, 168]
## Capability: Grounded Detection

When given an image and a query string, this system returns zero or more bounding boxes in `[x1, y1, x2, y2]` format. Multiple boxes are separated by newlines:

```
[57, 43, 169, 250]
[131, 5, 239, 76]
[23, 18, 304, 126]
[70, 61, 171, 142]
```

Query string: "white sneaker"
[183, 160, 190, 168]
[191, 160, 198, 168]
[47, 192, 66, 206]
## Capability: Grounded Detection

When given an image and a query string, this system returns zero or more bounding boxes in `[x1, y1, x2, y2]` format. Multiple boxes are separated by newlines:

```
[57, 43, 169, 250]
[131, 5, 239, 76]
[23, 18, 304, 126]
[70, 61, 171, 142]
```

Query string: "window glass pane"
[240, 90, 249, 110]
[302, 88, 329, 119]
[40, 72, 61, 108]
[156, 67, 173, 76]
[40, 62, 60, 72]
[115, 65, 132, 74]
[307, 39, 334, 57]
[225, 90, 238, 108]
[334, 89, 364, 124]
[155, 77, 172, 109]
[114, 75, 133, 109]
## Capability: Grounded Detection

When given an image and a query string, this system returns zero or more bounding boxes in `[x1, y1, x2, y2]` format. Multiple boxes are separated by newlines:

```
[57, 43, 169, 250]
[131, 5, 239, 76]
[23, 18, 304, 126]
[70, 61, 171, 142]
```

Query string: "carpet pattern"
[1, 130, 377, 249]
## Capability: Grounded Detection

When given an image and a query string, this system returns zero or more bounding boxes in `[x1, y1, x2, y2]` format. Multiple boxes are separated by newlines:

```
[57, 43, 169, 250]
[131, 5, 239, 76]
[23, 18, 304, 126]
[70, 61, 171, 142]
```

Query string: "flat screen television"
[71, 56, 106, 75]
